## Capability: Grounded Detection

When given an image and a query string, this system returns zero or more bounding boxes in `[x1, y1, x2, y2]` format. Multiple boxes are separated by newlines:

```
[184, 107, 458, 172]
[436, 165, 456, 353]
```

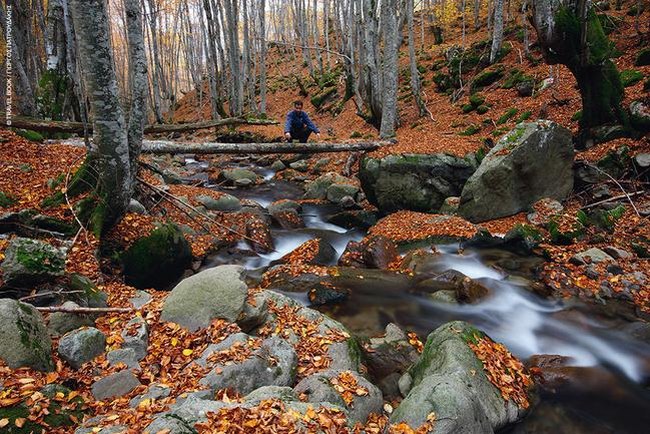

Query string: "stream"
[199, 160, 650, 433]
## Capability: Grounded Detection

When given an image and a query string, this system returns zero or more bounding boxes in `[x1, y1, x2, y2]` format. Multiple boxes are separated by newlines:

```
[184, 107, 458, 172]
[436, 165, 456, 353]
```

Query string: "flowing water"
[200, 160, 650, 433]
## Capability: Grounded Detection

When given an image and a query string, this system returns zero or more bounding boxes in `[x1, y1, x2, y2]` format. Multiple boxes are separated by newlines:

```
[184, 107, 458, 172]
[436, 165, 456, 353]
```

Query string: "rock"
[0, 299, 53, 371]
[47, 301, 95, 337]
[313, 157, 331, 173]
[129, 383, 171, 408]
[195, 193, 242, 212]
[75, 425, 128, 434]
[439, 196, 460, 215]
[268, 199, 302, 215]
[161, 265, 248, 331]
[289, 160, 309, 172]
[459, 121, 574, 222]
[121, 316, 148, 360]
[391, 321, 530, 433]
[327, 210, 379, 229]
[570, 248, 615, 265]
[127, 199, 147, 215]
[602, 246, 632, 260]
[68, 273, 109, 308]
[57, 327, 106, 369]
[129, 290, 152, 309]
[219, 168, 259, 185]
[91, 370, 141, 400]
[245, 213, 275, 253]
[270, 209, 304, 229]
[339, 236, 398, 269]
[360, 153, 476, 214]
[527, 198, 564, 226]
[363, 324, 420, 398]
[282, 238, 337, 266]
[0, 237, 65, 286]
[270, 160, 286, 171]
[429, 290, 459, 303]
[145, 395, 227, 433]
[326, 183, 359, 204]
[415, 270, 489, 303]
[630, 100, 650, 132]
[243, 385, 298, 404]
[304, 172, 350, 199]
[122, 223, 192, 290]
[107, 348, 141, 370]
[634, 153, 650, 169]
[196, 334, 297, 395]
[294, 369, 383, 424]
[516, 80, 534, 97]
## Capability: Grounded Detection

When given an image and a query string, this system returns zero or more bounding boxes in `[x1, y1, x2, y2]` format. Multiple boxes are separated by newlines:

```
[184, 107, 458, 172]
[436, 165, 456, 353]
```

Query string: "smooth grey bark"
[223, 0, 244, 116]
[141, 140, 383, 155]
[69, 0, 133, 234]
[124, 0, 148, 177]
[489, 0, 505, 63]
[145, 0, 164, 123]
[258, 0, 268, 114]
[379, 0, 400, 138]
[407, 0, 427, 117]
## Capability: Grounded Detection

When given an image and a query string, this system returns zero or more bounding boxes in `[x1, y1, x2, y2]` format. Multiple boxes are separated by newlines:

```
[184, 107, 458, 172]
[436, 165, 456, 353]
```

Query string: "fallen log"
[4, 114, 278, 135]
[141, 140, 384, 155]
[35, 306, 134, 314]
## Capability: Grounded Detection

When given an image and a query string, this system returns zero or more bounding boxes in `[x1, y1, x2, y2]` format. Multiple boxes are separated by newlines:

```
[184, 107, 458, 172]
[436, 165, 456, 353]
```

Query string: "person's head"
[293, 100, 304, 112]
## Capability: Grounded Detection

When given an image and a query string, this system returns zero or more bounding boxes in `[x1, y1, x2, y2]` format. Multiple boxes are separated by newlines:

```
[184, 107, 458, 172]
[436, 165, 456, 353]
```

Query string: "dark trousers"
[289, 127, 312, 143]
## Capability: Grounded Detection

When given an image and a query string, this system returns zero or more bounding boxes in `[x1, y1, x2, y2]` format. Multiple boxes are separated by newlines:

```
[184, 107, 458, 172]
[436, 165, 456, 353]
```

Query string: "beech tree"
[529, 0, 628, 143]
[66, 0, 147, 235]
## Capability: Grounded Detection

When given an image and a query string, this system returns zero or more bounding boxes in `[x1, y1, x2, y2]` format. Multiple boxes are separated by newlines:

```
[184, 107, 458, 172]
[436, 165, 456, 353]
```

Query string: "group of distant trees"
[0, 0, 642, 235]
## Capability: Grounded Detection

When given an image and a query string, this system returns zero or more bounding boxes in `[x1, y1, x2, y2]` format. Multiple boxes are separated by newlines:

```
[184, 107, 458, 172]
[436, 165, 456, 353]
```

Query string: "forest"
[0, 0, 649, 433]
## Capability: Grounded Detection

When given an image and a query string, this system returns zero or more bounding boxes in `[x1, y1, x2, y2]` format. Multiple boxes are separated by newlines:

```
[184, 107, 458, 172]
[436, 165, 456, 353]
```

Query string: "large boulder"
[0, 299, 53, 371]
[304, 172, 350, 200]
[0, 237, 65, 286]
[195, 333, 297, 395]
[91, 370, 141, 400]
[294, 369, 383, 424]
[391, 321, 532, 433]
[459, 121, 574, 222]
[57, 327, 106, 369]
[161, 265, 248, 331]
[359, 153, 476, 214]
[122, 223, 192, 289]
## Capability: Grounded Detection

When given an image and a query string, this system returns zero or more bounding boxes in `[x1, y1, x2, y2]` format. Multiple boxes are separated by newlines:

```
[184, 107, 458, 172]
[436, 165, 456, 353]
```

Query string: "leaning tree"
[62, 0, 147, 236]
[529, 0, 628, 144]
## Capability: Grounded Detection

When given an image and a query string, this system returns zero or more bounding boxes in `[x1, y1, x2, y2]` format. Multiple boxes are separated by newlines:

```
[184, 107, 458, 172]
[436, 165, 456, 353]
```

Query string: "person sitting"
[284, 100, 321, 143]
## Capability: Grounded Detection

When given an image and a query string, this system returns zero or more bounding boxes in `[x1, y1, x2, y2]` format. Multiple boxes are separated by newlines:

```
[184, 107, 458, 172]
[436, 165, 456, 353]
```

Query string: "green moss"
[469, 93, 486, 107]
[501, 69, 534, 89]
[12, 128, 44, 142]
[14, 241, 65, 275]
[476, 105, 490, 115]
[644, 78, 650, 92]
[471, 68, 504, 91]
[571, 110, 583, 122]
[310, 86, 337, 109]
[461, 103, 475, 113]
[350, 131, 362, 139]
[497, 108, 518, 125]
[41, 159, 94, 208]
[620, 69, 644, 87]
[0, 190, 17, 207]
[517, 111, 532, 122]
[459, 124, 481, 136]
[122, 223, 192, 289]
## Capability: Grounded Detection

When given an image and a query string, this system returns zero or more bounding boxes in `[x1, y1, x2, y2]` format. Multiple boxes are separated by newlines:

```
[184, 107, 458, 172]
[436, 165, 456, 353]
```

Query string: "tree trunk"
[529, 0, 628, 144]
[124, 0, 148, 183]
[379, 0, 400, 138]
[69, 0, 132, 235]
[258, 0, 268, 114]
[489, 0, 504, 63]
[140, 140, 384, 155]
[407, 0, 427, 117]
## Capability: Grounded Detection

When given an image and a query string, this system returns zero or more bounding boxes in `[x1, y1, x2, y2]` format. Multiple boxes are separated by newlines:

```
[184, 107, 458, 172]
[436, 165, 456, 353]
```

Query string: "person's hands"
[285, 132, 291, 140]
[316, 133, 321, 139]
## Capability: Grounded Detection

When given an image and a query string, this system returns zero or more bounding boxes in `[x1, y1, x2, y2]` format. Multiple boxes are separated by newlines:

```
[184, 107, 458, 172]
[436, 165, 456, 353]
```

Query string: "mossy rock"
[571, 110, 583, 122]
[476, 105, 490, 115]
[461, 103, 475, 114]
[471, 68, 504, 91]
[122, 223, 192, 290]
[501, 69, 533, 89]
[0, 299, 54, 371]
[517, 111, 533, 122]
[469, 93, 486, 107]
[0, 190, 17, 207]
[0, 238, 66, 286]
[620, 69, 644, 87]
[636, 48, 650, 67]
[310, 86, 337, 109]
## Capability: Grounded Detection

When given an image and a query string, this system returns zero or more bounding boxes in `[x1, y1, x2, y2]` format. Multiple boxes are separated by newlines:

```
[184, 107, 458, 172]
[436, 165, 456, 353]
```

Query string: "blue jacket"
[285, 110, 319, 133]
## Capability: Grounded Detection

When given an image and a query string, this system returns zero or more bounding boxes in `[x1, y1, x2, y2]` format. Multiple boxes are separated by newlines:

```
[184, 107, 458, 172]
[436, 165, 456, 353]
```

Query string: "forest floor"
[1, 3, 649, 433]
